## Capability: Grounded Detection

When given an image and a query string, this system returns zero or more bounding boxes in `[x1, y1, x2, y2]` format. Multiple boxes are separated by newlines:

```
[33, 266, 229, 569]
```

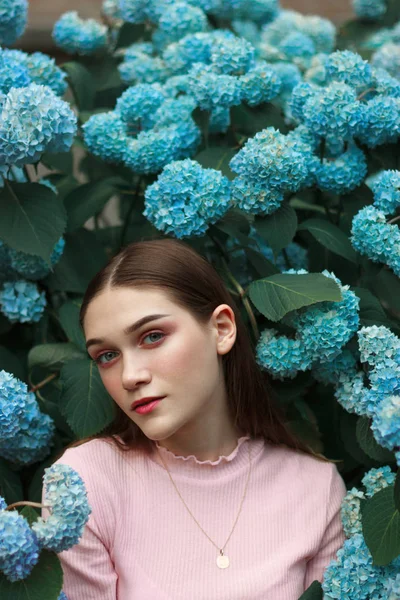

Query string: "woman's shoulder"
[51, 437, 122, 471]
[265, 442, 344, 488]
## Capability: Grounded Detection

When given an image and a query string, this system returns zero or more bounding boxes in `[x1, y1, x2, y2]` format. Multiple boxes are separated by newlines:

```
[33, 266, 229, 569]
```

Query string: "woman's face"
[83, 286, 237, 450]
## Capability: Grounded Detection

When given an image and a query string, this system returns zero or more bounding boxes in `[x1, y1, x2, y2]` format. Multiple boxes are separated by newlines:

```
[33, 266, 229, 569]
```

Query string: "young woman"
[42, 237, 346, 600]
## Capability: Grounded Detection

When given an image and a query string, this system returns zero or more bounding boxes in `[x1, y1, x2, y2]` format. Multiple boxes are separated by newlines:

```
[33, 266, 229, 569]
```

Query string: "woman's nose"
[121, 359, 151, 390]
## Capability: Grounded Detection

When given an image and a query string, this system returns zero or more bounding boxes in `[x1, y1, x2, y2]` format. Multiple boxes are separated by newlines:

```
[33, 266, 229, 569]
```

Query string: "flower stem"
[30, 373, 57, 393]
[6, 501, 52, 512]
[387, 214, 400, 225]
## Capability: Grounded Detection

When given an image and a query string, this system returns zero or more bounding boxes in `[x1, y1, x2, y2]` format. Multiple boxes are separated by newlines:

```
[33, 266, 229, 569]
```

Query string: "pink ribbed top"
[42, 435, 346, 599]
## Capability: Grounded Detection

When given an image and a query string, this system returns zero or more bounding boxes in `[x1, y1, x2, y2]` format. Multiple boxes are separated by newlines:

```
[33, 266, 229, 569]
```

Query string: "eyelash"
[94, 331, 165, 366]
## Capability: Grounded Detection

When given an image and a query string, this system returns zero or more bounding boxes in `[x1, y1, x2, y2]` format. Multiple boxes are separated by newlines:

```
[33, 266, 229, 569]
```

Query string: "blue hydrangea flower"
[288, 270, 360, 363]
[353, 0, 387, 20]
[153, 95, 196, 126]
[116, 83, 166, 131]
[231, 19, 261, 46]
[0, 509, 40, 582]
[209, 105, 231, 133]
[8, 238, 65, 281]
[384, 574, 400, 599]
[187, 63, 242, 110]
[372, 43, 400, 80]
[335, 371, 370, 416]
[210, 36, 255, 75]
[312, 348, 359, 386]
[301, 81, 362, 141]
[371, 394, 400, 450]
[289, 81, 321, 123]
[255, 328, 313, 380]
[0, 49, 67, 96]
[341, 487, 365, 537]
[0, 370, 55, 465]
[82, 112, 129, 164]
[239, 61, 282, 106]
[153, 2, 207, 50]
[269, 62, 302, 99]
[52, 11, 108, 55]
[0, 370, 29, 440]
[0, 83, 77, 167]
[322, 533, 389, 598]
[371, 67, 400, 98]
[0, 49, 30, 94]
[102, 0, 121, 19]
[162, 32, 216, 75]
[355, 96, 400, 148]
[371, 169, 400, 215]
[325, 50, 372, 89]
[230, 127, 317, 194]
[124, 120, 200, 174]
[245, 228, 309, 272]
[358, 325, 400, 368]
[143, 158, 232, 238]
[57, 592, 68, 600]
[119, 53, 169, 85]
[0, 496, 6, 510]
[351, 206, 400, 276]
[0, 404, 55, 466]
[32, 464, 92, 553]
[278, 31, 316, 62]
[117, 0, 149, 23]
[304, 53, 330, 86]
[227, 0, 279, 23]
[361, 466, 396, 497]
[0, 280, 46, 323]
[24, 52, 68, 96]
[163, 74, 190, 97]
[0, 0, 28, 46]
[231, 178, 284, 216]
[315, 143, 367, 194]
[301, 15, 336, 53]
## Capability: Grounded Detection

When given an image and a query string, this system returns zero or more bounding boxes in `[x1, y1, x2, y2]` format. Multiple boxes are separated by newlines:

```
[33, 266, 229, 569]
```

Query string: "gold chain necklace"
[155, 440, 252, 569]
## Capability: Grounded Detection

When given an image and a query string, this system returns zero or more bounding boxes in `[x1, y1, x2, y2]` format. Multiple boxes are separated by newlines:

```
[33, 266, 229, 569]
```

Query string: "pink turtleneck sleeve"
[41, 435, 346, 600]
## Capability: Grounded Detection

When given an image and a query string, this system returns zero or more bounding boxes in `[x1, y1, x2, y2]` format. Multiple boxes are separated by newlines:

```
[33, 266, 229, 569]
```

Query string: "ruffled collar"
[153, 435, 251, 466]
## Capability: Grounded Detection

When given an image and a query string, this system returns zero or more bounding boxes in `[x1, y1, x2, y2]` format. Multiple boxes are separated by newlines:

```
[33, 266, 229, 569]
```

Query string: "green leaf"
[0, 458, 23, 505]
[59, 358, 116, 437]
[244, 247, 280, 278]
[230, 102, 288, 136]
[44, 228, 109, 293]
[371, 268, 400, 313]
[0, 346, 25, 381]
[195, 146, 237, 180]
[0, 550, 63, 600]
[361, 486, 400, 566]
[351, 286, 395, 329]
[0, 182, 67, 264]
[356, 417, 396, 463]
[28, 343, 85, 371]
[40, 151, 73, 174]
[20, 506, 40, 526]
[298, 580, 323, 599]
[248, 273, 342, 322]
[65, 177, 124, 233]
[289, 197, 326, 215]
[62, 61, 95, 111]
[115, 22, 151, 49]
[253, 202, 298, 253]
[58, 300, 87, 352]
[395, 470, 400, 514]
[298, 218, 358, 264]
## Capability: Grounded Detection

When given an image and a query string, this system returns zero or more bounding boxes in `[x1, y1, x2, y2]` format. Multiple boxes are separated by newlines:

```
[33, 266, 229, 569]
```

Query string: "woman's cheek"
[100, 369, 121, 400]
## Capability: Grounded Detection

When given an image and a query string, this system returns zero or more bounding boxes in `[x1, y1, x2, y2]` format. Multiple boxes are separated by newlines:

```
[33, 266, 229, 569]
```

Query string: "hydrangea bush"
[0, 0, 400, 597]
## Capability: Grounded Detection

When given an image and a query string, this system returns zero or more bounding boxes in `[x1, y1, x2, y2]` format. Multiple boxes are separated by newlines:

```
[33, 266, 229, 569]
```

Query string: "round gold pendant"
[217, 554, 230, 568]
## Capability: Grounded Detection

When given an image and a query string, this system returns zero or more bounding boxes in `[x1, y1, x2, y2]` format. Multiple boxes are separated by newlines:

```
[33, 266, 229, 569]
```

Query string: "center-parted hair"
[68, 237, 330, 462]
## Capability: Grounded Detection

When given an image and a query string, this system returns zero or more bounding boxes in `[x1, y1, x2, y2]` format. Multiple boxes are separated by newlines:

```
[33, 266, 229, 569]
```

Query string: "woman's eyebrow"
[85, 313, 171, 350]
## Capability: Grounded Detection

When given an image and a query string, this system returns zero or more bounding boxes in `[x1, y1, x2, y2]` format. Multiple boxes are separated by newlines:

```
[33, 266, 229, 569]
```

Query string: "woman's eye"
[142, 331, 165, 345]
[95, 351, 117, 365]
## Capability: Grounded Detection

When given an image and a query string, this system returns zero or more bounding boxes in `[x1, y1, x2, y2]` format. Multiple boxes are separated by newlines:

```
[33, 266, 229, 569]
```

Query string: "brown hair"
[61, 237, 332, 464]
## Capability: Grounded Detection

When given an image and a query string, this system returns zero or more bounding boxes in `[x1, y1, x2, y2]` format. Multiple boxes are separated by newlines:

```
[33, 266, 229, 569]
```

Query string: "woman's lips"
[133, 398, 164, 414]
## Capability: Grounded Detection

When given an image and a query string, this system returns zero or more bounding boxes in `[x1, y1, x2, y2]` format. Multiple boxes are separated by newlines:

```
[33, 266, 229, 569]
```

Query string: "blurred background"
[19, 0, 353, 53]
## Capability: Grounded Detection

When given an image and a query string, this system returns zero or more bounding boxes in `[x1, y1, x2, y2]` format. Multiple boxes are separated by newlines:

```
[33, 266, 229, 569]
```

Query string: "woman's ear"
[212, 304, 237, 356]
